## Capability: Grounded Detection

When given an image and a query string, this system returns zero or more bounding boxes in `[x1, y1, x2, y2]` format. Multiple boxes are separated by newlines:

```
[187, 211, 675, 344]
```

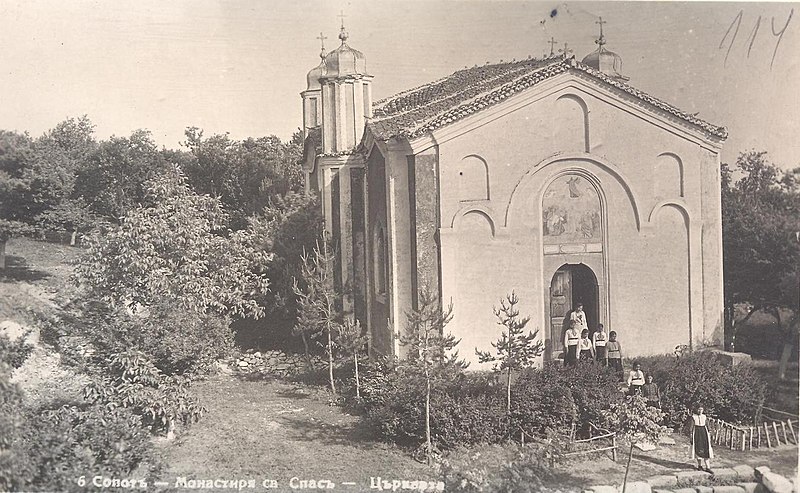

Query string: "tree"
[74, 168, 270, 319]
[400, 291, 465, 465]
[24, 117, 98, 240]
[74, 130, 172, 224]
[338, 318, 368, 398]
[0, 130, 35, 268]
[721, 151, 800, 375]
[181, 128, 304, 229]
[293, 241, 341, 393]
[602, 395, 666, 493]
[476, 292, 544, 413]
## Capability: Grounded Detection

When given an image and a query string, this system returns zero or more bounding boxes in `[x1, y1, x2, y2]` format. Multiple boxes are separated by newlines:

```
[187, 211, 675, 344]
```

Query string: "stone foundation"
[585, 464, 795, 493]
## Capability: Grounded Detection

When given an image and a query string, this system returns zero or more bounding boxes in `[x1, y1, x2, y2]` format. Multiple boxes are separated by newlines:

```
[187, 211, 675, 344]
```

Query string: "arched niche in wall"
[655, 152, 684, 198]
[458, 155, 490, 201]
[554, 94, 590, 153]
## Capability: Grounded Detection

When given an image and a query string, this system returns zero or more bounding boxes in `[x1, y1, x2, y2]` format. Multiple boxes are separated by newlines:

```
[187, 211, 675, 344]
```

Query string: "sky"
[0, 1, 798, 169]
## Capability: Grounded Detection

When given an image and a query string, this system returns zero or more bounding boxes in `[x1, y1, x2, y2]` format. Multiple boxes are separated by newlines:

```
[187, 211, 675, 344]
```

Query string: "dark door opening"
[549, 263, 599, 357]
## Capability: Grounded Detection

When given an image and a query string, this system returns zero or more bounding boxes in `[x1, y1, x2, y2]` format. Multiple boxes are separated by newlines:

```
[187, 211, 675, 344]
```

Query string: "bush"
[635, 351, 769, 427]
[19, 403, 157, 493]
[438, 443, 562, 493]
[0, 333, 34, 369]
[51, 300, 233, 376]
[84, 350, 206, 435]
[515, 362, 621, 432]
[510, 375, 577, 437]
[361, 366, 509, 448]
[0, 367, 30, 492]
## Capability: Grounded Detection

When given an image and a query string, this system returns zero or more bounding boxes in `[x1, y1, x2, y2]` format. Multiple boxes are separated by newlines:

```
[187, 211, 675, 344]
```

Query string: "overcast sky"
[0, 1, 798, 169]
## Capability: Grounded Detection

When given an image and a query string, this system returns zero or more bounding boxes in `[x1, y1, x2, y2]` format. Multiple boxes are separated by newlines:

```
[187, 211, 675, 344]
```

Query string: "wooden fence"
[518, 422, 618, 462]
[708, 408, 798, 451]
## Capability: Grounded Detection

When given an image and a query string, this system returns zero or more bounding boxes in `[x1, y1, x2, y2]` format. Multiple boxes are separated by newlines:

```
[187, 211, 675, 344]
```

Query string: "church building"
[301, 21, 727, 367]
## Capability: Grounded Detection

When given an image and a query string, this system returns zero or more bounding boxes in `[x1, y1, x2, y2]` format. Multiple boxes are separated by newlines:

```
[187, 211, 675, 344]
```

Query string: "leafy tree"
[476, 292, 543, 413]
[0, 130, 35, 268]
[721, 151, 800, 374]
[83, 350, 206, 438]
[74, 168, 270, 319]
[24, 117, 98, 239]
[400, 291, 466, 465]
[293, 241, 341, 393]
[338, 318, 368, 398]
[74, 130, 172, 223]
[602, 395, 666, 493]
[181, 128, 304, 229]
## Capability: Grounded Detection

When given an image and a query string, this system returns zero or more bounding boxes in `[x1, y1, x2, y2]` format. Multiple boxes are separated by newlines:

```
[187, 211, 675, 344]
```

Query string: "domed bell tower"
[300, 18, 372, 328]
[581, 17, 629, 82]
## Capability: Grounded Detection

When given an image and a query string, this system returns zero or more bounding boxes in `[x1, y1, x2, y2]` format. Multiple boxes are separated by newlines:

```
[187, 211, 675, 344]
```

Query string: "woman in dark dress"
[687, 405, 713, 472]
[578, 329, 595, 362]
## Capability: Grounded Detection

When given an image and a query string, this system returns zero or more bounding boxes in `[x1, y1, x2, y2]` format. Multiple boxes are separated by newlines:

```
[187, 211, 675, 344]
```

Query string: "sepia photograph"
[0, 1, 798, 491]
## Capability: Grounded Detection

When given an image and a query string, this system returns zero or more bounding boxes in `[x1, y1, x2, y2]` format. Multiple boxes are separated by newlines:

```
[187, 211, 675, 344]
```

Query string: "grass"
[156, 374, 434, 489]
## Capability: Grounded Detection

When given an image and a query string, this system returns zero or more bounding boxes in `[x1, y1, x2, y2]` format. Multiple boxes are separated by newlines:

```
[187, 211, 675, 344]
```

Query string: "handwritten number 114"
[719, 9, 794, 70]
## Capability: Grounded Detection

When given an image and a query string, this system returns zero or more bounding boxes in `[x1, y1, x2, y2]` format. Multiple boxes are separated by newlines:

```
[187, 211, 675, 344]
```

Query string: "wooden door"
[550, 268, 572, 353]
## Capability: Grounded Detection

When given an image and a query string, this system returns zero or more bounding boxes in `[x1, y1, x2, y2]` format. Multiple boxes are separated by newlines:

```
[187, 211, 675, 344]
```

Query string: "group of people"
[562, 303, 623, 374]
[561, 304, 714, 472]
[561, 304, 661, 406]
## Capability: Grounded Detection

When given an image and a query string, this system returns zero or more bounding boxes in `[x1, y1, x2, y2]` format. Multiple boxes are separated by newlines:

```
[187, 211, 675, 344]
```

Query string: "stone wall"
[586, 464, 795, 493]
[231, 350, 328, 377]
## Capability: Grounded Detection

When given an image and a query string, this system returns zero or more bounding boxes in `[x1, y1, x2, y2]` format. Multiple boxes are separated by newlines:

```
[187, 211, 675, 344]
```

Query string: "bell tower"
[299, 16, 372, 328]
[319, 18, 373, 153]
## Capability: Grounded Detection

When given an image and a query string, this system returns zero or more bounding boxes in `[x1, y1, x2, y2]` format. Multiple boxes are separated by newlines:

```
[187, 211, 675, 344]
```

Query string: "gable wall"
[433, 78, 723, 368]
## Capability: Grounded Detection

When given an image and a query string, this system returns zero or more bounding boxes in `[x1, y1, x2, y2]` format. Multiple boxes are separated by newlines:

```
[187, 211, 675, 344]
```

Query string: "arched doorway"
[549, 263, 599, 358]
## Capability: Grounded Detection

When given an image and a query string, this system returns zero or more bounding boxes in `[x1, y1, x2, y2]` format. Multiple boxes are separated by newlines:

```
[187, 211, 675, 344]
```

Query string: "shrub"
[0, 366, 30, 492]
[19, 403, 156, 493]
[515, 362, 621, 432]
[0, 332, 34, 369]
[438, 443, 562, 493]
[361, 366, 509, 448]
[635, 351, 769, 427]
[510, 377, 577, 437]
[52, 300, 233, 376]
[84, 350, 206, 435]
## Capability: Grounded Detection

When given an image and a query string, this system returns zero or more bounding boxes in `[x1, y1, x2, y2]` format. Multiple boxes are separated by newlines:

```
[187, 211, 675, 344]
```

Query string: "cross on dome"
[338, 10, 349, 43]
[316, 32, 327, 59]
[596, 16, 607, 46]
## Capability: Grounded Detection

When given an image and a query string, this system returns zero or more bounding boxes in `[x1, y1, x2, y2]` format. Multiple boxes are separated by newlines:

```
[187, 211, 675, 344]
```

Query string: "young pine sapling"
[476, 291, 544, 413]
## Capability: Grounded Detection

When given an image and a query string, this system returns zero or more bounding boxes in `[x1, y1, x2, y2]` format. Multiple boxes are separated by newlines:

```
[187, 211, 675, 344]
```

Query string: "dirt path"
[157, 374, 434, 490]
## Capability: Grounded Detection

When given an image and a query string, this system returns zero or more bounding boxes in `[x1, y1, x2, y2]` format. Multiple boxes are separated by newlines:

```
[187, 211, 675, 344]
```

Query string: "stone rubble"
[230, 350, 328, 377]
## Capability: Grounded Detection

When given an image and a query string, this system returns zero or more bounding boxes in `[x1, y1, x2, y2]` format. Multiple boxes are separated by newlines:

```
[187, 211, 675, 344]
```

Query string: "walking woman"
[687, 404, 713, 472]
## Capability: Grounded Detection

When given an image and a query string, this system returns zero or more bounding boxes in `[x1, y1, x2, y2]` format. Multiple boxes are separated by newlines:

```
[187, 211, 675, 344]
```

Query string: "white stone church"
[300, 22, 727, 367]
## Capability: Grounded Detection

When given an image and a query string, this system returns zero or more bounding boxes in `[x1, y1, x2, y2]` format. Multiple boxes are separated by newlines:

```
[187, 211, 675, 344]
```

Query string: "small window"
[373, 223, 387, 296]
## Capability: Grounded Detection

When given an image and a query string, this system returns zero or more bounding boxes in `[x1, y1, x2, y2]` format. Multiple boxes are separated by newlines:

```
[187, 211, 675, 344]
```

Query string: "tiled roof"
[368, 55, 727, 141]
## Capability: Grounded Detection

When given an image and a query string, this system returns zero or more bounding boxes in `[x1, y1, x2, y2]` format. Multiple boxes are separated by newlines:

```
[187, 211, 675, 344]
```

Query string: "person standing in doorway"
[606, 331, 623, 380]
[687, 404, 713, 472]
[593, 323, 608, 365]
[570, 303, 587, 333]
[563, 321, 580, 367]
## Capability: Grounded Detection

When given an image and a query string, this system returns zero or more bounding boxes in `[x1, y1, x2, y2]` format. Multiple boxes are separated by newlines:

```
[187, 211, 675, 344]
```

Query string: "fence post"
[772, 422, 781, 446]
[781, 421, 789, 445]
[741, 430, 746, 451]
[788, 420, 797, 444]
[612, 434, 617, 462]
[749, 427, 753, 450]
[764, 423, 772, 448]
